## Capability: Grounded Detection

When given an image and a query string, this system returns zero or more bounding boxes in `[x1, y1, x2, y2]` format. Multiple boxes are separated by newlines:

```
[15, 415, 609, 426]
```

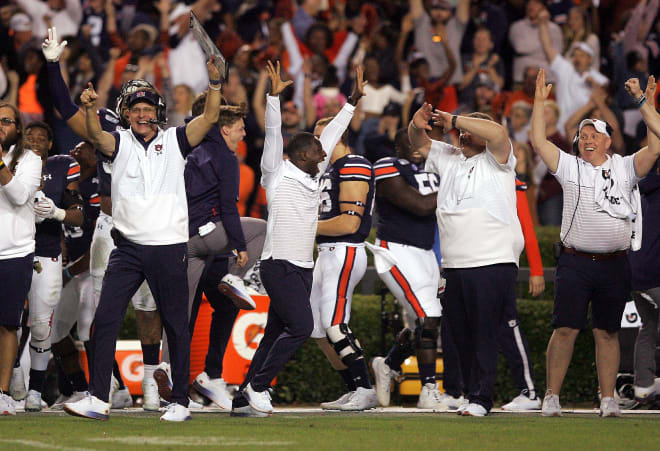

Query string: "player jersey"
[317, 154, 374, 244]
[374, 157, 439, 250]
[96, 107, 120, 197]
[35, 155, 81, 257]
[64, 175, 100, 262]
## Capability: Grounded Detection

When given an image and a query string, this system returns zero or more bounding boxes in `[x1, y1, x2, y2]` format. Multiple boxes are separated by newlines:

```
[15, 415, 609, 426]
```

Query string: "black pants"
[89, 239, 190, 406]
[441, 285, 536, 398]
[189, 256, 238, 379]
[442, 263, 517, 411]
[240, 259, 313, 392]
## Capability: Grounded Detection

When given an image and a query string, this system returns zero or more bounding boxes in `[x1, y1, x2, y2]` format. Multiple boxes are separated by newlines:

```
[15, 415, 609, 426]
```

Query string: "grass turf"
[0, 412, 658, 450]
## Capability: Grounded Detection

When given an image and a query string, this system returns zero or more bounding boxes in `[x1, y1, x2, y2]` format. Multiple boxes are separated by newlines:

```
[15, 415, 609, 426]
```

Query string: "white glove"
[34, 197, 66, 221]
[41, 27, 68, 63]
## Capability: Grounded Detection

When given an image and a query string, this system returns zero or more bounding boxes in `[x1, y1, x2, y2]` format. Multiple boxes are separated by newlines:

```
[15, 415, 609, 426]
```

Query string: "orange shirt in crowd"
[18, 75, 44, 114]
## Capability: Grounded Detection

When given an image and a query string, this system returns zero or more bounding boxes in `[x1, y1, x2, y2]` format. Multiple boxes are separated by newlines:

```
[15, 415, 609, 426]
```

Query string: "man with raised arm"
[530, 70, 660, 418]
[63, 56, 223, 423]
[231, 61, 365, 417]
[407, 103, 523, 416]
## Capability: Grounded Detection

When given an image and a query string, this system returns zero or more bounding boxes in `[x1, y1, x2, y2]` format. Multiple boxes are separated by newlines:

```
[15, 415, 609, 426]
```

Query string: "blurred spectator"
[411, 0, 469, 86]
[17, 47, 48, 123]
[563, 6, 600, 70]
[292, 0, 322, 42]
[16, 0, 82, 39]
[533, 99, 570, 226]
[403, 53, 457, 122]
[623, 0, 659, 66]
[167, 83, 194, 127]
[232, 45, 259, 99]
[539, 10, 608, 131]
[365, 22, 399, 87]
[9, 12, 34, 51]
[312, 66, 346, 121]
[459, 26, 503, 107]
[508, 100, 532, 143]
[236, 140, 255, 217]
[509, 0, 562, 84]
[363, 102, 401, 164]
[460, 0, 509, 55]
[222, 68, 248, 106]
[80, 0, 112, 61]
[563, 85, 625, 155]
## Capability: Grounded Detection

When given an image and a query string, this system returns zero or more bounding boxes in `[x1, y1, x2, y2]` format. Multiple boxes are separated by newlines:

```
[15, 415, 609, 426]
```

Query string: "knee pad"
[414, 317, 439, 350]
[30, 319, 52, 343]
[326, 323, 364, 366]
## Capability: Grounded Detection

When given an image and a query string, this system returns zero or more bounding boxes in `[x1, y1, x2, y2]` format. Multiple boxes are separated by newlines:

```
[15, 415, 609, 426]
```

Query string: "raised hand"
[625, 78, 643, 101]
[80, 82, 98, 109]
[645, 75, 657, 107]
[535, 68, 552, 102]
[266, 60, 293, 97]
[349, 64, 367, 105]
[431, 109, 453, 132]
[411, 103, 434, 131]
[42, 27, 68, 62]
[207, 55, 222, 82]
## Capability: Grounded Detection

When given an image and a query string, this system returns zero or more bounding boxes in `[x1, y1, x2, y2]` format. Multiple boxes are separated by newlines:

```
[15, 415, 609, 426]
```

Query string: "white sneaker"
[634, 384, 656, 404]
[371, 357, 394, 407]
[153, 362, 173, 402]
[108, 375, 118, 408]
[417, 383, 449, 410]
[193, 372, 232, 410]
[502, 391, 542, 411]
[461, 403, 488, 416]
[320, 392, 354, 410]
[51, 391, 87, 410]
[219, 274, 257, 310]
[456, 400, 469, 415]
[9, 367, 27, 401]
[160, 402, 192, 422]
[0, 392, 16, 415]
[541, 391, 562, 417]
[25, 389, 43, 412]
[245, 384, 273, 414]
[142, 377, 160, 411]
[64, 392, 110, 421]
[439, 393, 466, 411]
[600, 396, 621, 417]
[111, 386, 132, 409]
[338, 387, 378, 411]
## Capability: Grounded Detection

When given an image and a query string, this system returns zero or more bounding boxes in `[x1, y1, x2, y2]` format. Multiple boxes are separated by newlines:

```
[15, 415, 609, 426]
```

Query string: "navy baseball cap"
[126, 90, 160, 108]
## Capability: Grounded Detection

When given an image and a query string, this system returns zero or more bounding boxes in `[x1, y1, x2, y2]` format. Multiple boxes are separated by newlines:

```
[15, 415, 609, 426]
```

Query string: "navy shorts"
[552, 252, 631, 332]
[0, 253, 34, 327]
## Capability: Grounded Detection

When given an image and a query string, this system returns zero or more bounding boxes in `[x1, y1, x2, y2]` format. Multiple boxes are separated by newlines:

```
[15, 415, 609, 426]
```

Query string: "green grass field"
[0, 412, 658, 450]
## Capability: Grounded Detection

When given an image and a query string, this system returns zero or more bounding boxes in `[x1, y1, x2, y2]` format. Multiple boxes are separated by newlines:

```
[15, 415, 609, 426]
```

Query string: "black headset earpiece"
[572, 132, 579, 155]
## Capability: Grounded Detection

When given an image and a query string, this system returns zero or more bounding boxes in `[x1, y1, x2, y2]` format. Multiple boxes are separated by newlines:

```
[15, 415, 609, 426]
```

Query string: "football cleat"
[461, 403, 488, 417]
[371, 357, 394, 407]
[245, 384, 273, 414]
[24, 390, 43, 412]
[417, 383, 448, 410]
[9, 367, 27, 401]
[153, 362, 173, 402]
[320, 392, 354, 410]
[0, 392, 16, 416]
[142, 377, 160, 411]
[338, 387, 378, 411]
[111, 386, 132, 409]
[541, 391, 562, 417]
[599, 397, 621, 417]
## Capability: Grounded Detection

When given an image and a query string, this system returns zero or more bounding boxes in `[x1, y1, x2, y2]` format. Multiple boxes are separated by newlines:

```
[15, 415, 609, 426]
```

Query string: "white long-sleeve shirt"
[260, 95, 355, 267]
[17, 0, 82, 39]
[0, 147, 42, 259]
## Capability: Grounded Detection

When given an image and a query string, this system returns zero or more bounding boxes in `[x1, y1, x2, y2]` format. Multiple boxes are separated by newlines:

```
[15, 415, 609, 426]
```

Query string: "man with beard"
[0, 103, 41, 415]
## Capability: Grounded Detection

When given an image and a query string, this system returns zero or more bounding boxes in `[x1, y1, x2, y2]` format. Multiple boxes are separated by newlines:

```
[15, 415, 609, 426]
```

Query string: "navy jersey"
[35, 155, 81, 257]
[374, 157, 439, 250]
[64, 175, 100, 262]
[317, 154, 375, 244]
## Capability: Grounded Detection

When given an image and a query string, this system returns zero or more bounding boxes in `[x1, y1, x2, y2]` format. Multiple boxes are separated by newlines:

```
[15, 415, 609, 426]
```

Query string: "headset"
[115, 79, 166, 128]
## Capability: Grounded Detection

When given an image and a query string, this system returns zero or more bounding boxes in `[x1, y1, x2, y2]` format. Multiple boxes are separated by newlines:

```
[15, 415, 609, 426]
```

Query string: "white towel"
[593, 155, 643, 250]
[364, 242, 400, 274]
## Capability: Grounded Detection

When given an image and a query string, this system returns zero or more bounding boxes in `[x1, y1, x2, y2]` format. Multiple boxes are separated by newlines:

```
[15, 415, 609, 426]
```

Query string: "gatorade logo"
[121, 353, 145, 383]
[232, 312, 267, 360]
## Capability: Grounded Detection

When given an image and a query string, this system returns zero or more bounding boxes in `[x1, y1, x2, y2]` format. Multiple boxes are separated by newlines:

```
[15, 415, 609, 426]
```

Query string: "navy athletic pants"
[442, 263, 518, 411]
[240, 258, 313, 392]
[88, 238, 190, 406]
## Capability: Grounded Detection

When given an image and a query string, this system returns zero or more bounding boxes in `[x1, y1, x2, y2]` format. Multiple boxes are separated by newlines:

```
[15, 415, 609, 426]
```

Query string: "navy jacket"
[629, 160, 660, 291]
[184, 125, 246, 252]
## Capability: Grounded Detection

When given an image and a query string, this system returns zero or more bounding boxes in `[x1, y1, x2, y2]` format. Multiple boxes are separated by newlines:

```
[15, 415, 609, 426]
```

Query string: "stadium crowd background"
[0, 0, 656, 225]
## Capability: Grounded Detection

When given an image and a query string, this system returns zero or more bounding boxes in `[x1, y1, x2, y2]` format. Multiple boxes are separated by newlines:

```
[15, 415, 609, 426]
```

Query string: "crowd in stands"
[0, 0, 658, 226]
